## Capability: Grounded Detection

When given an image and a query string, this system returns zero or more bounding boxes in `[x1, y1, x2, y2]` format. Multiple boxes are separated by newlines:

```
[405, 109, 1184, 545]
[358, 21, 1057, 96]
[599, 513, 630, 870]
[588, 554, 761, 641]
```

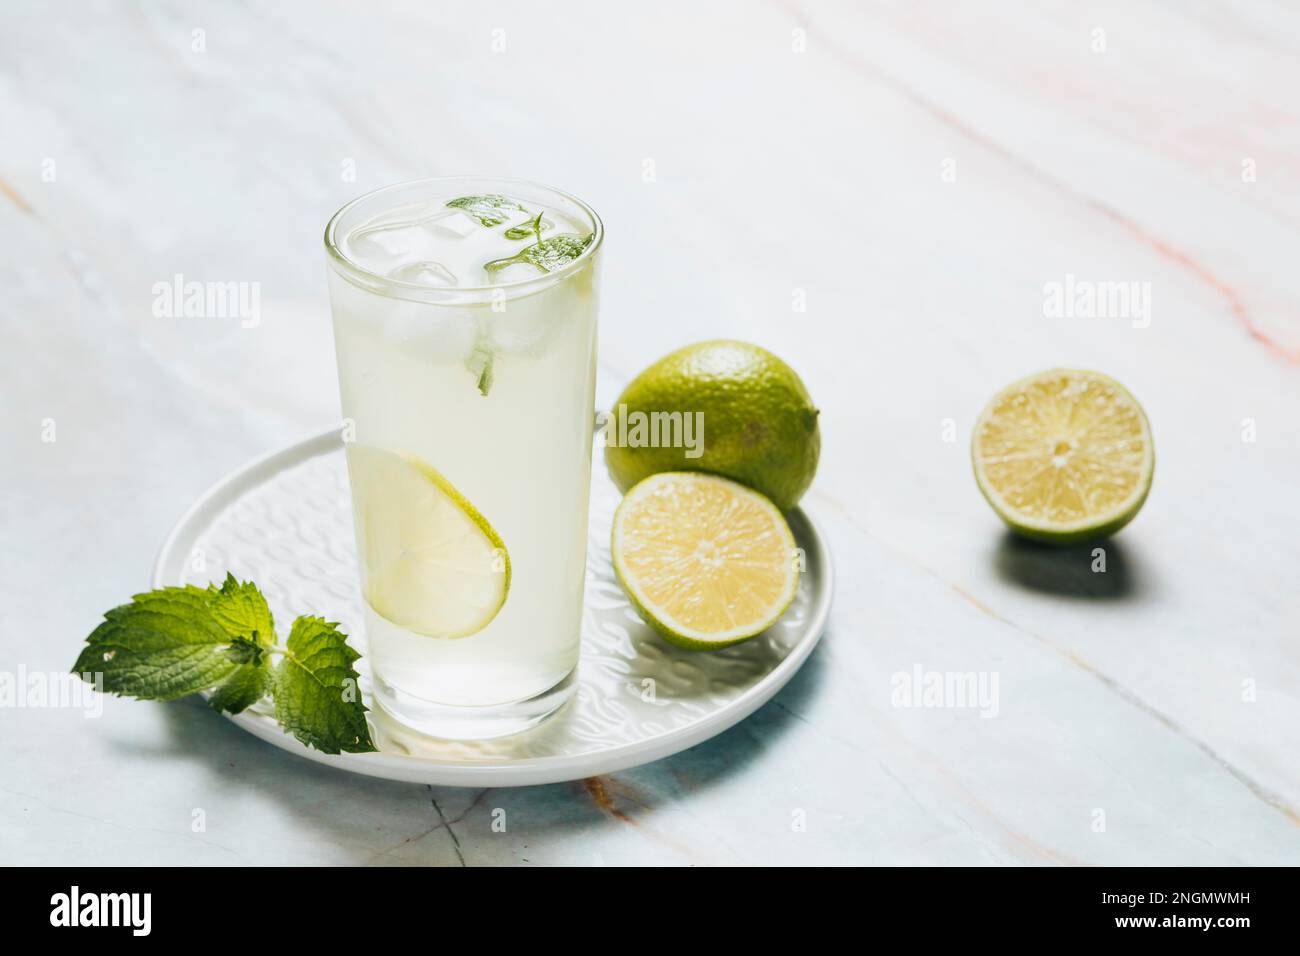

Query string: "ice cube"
[380, 299, 478, 365]
[426, 209, 478, 239]
[388, 260, 458, 287]
[347, 221, 431, 262]
[488, 296, 561, 357]
[487, 261, 542, 285]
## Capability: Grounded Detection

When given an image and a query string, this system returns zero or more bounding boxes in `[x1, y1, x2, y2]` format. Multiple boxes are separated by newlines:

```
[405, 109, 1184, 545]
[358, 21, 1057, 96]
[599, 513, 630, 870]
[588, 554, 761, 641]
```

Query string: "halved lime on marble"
[346, 446, 509, 637]
[972, 369, 1154, 544]
[611, 472, 800, 650]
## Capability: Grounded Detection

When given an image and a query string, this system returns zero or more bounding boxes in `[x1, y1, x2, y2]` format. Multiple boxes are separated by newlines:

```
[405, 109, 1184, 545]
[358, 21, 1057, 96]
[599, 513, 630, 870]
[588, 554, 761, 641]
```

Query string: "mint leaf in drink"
[272, 616, 375, 754]
[73, 586, 244, 701]
[466, 342, 495, 397]
[72, 580, 376, 753]
[484, 233, 594, 275]
[446, 194, 530, 227]
[505, 212, 549, 241]
[519, 233, 593, 271]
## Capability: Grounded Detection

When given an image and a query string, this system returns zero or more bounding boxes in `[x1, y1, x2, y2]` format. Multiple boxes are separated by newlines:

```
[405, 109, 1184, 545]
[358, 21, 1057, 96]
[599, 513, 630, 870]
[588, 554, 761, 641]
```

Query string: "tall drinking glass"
[324, 177, 602, 739]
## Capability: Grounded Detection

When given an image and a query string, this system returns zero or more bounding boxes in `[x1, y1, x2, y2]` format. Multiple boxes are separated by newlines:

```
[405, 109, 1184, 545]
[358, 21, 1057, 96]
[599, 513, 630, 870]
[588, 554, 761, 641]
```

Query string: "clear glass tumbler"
[323, 177, 602, 739]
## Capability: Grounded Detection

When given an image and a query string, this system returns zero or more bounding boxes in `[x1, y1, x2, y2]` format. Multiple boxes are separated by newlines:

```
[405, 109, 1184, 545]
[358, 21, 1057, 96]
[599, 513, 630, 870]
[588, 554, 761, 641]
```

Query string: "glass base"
[372, 666, 577, 741]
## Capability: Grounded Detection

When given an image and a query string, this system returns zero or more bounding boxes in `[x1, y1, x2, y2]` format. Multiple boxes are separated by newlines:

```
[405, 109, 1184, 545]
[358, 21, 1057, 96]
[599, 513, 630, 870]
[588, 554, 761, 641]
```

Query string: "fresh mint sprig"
[72, 574, 376, 754]
[446, 194, 531, 227]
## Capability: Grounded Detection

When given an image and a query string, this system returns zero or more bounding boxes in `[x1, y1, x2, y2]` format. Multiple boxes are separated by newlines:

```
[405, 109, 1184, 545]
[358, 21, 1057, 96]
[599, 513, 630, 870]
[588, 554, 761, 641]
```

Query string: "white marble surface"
[3, 0, 1299, 865]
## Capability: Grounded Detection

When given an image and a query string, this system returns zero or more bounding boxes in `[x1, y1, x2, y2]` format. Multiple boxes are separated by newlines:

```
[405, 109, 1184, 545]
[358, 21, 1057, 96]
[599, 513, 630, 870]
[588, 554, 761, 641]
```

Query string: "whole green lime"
[605, 340, 820, 511]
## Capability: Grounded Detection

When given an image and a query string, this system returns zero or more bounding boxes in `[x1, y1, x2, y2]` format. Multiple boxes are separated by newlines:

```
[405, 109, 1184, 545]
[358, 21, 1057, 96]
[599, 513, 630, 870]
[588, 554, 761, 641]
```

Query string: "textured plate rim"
[152, 428, 834, 787]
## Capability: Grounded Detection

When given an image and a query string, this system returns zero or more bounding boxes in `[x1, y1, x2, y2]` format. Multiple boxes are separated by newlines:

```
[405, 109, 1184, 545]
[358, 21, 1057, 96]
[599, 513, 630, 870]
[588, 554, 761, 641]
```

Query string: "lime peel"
[604, 340, 820, 512]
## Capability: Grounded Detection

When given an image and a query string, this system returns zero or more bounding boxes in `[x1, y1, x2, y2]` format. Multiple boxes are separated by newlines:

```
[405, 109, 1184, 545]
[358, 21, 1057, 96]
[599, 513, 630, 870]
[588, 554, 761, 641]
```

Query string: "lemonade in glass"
[324, 177, 602, 739]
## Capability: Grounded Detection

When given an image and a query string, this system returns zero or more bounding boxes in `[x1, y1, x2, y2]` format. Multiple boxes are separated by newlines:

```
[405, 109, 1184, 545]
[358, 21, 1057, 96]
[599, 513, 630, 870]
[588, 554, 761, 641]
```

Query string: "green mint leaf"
[519, 232, 593, 270]
[225, 635, 267, 666]
[205, 585, 274, 714]
[207, 573, 275, 648]
[72, 578, 276, 715]
[272, 616, 375, 754]
[466, 343, 495, 397]
[485, 233, 593, 276]
[446, 194, 530, 227]
[73, 581, 376, 752]
[208, 656, 271, 715]
[72, 586, 242, 701]
[504, 212, 549, 241]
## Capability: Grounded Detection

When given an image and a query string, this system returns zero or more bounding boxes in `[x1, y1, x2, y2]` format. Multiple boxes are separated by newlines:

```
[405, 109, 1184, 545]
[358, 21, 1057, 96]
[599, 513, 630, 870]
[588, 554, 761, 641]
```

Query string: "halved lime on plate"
[972, 368, 1154, 544]
[346, 446, 509, 637]
[612, 472, 800, 650]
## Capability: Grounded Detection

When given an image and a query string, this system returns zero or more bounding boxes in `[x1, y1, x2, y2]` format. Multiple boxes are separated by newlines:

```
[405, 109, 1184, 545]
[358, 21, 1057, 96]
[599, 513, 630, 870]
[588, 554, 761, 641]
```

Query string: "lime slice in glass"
[347, 446, 509, 637]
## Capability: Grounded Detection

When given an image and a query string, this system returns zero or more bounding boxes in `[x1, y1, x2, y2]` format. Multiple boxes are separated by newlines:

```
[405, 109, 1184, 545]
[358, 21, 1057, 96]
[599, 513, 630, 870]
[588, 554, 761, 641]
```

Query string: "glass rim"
[323, 175, 604, 303]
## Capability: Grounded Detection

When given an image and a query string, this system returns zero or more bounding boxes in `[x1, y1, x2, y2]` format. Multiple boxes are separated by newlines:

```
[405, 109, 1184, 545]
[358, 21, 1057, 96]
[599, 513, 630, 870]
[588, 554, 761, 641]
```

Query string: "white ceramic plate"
[153, 429, 833, 786]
